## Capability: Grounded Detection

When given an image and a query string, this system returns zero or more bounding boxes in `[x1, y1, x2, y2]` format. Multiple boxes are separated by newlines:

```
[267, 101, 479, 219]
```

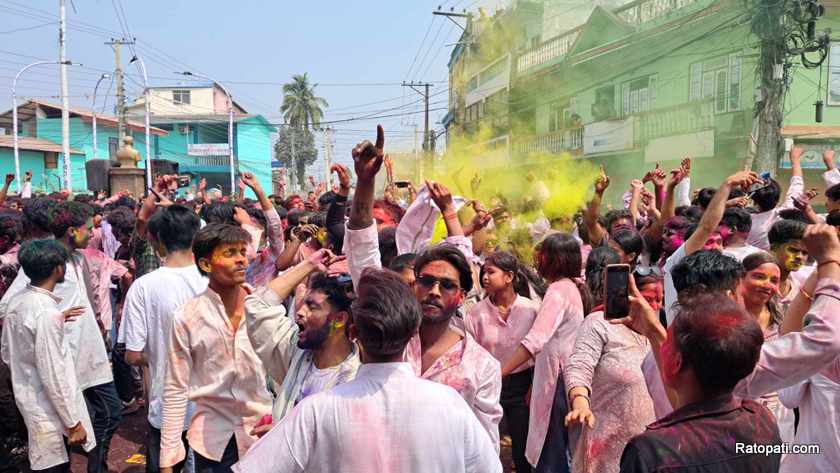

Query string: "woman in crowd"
[740, 252, 795, 442]
[500, 233, 590, 472]
[564, 251, 659, 473]
[466, 251, 540, 473]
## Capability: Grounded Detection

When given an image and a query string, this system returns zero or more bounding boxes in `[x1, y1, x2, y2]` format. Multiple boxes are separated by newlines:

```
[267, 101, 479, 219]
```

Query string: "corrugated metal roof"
[0, 135, 85, 155]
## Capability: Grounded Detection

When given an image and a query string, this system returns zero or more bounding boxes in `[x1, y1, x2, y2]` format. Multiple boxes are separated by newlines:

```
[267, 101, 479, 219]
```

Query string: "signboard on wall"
[583, 117, 635, 155]
[187, 143, 230, 156]
[645, 130, 715, 163]
[779, 141, 840, 169]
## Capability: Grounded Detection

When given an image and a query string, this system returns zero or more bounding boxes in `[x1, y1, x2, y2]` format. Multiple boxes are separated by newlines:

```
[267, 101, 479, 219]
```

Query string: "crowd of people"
[1, 124, 840, 472]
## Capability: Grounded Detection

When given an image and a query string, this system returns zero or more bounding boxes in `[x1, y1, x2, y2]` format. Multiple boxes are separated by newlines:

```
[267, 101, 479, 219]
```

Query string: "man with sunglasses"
[244, 249, 359, 435]
[343, 126, 503, 451]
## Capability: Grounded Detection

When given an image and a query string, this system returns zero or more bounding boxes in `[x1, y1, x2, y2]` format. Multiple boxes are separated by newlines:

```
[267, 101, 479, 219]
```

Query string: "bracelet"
[442, 211, 458, 220]
[570, 393, 590, 405]
[817, 260, 840, 269]
[800, 287, 814, 302]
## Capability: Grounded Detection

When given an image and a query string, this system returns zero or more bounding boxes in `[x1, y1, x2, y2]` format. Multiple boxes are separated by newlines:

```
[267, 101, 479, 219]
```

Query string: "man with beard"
[343, 125, 502, 450]
[244, 248, 359, 435]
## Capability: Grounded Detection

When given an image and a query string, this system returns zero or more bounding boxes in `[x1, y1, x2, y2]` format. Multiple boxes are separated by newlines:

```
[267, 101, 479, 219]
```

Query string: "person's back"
[235, 362, 500, 473]
[620, 395, 780, 472]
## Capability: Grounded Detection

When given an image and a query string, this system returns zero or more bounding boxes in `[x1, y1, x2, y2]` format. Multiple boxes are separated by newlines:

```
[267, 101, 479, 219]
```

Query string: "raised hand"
[351, 125, 385, 182]
[594, 165, 610, 194]
[306, 248, 347, 273]
[726, 171, 761, 189]
[426, 180, 455, 214]
[610, 275, 665, 342]
[824, 149, 836, 170]
[331, 164, 351, 192]
[630, 179, 644, 192]
[240, 172, 262, 192]
[790, 146, 804, 165]
[199, 177, 207, 192]
[4, 174, 13, 186]
[680, 157, 691, 177]
[803, 223, 840, 265]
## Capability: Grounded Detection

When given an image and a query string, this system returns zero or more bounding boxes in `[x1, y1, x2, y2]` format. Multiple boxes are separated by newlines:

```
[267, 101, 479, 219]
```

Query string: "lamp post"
[12, 60, 72, 194]
[91, 73, 111, 160]
[129, 55, 152, 190]
[178, 71, 236, 195]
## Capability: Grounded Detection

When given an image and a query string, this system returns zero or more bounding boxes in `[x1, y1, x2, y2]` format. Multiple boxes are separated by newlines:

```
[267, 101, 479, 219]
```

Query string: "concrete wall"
[0, 149, 53, 193]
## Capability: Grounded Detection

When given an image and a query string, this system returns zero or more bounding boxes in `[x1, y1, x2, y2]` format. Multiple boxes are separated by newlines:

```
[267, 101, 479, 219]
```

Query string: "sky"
[0, 0, 505, 170]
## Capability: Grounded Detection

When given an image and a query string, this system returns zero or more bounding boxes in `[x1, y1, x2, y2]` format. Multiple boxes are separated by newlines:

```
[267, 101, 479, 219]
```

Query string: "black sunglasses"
[416, 275, 461, 293]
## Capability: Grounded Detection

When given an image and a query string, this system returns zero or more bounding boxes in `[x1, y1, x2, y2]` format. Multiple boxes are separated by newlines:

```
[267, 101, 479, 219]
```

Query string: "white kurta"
[0, 285, 95, 469]
[232, 362, 502, 473]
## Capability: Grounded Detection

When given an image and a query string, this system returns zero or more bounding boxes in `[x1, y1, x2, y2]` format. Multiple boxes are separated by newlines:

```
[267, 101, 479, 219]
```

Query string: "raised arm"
[629, 180, 644, 227]
[583, 166, 610, 246]
[0, 174, 14, 207]
[346, 126, 385, 287]
[241, 172, 285, 257]
[684, 170, 760, 256]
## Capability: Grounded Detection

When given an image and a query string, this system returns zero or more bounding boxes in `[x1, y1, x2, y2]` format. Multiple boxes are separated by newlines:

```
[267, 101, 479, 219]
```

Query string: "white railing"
[616, 0, 699, 26]
[517, 30, 579, 74]
[516, 128, 584, 155]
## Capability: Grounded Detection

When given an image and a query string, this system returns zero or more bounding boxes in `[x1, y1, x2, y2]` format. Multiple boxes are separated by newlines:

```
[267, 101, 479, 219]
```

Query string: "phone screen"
[394, 181, 410, 188]
[604, 265, 630, 320]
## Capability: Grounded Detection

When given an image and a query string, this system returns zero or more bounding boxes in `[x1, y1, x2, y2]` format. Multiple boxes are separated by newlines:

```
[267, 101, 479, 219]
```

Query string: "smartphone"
[395, 180, 411, 189]
[177, 175, 191, 188]
[604, 264, 631, 320]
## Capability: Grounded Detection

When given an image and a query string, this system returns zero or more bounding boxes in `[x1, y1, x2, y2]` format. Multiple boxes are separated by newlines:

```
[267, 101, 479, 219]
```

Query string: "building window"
[44, 152, 57, 169]
[622, 75, 657, 116]
[829, 42, 840, 105]
[689, 53, 741, 113]
[592, 85, 617, 121]
[108, 137, 119, 159]
[173, 89, 191, 105]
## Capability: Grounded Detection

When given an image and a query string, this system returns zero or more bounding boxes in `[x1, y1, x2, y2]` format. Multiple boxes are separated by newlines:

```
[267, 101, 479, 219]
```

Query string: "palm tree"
[280, 73, 328, 188]
[281, 73, 328, 128]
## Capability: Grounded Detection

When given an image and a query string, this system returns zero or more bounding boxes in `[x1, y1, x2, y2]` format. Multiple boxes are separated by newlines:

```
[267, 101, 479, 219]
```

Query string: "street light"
[178, 71, 236, 195]
[91, 73, 111, 160]
[11, 60, 76, 194]
[129, 55, 152, 190]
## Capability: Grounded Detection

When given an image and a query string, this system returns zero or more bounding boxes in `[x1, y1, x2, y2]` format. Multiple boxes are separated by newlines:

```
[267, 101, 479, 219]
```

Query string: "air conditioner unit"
[179, 125, 191, 135]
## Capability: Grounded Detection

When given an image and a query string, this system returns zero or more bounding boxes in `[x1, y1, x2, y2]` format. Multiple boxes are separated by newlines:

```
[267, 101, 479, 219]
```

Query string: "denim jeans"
[534, 373, 570, 473]
[83, 382, 123, 473]
[193, 436, 238, 473]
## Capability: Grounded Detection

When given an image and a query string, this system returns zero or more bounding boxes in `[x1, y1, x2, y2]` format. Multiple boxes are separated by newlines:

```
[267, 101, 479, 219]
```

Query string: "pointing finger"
[375, 125, 385, 151]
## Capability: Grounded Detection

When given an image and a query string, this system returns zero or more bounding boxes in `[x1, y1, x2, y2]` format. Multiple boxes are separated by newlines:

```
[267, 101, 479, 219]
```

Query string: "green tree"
[279, 73, 328, 188]
[274, 127, 317, 189]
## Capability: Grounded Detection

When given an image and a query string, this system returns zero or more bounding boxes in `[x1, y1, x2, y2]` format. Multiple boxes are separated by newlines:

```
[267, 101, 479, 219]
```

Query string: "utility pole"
[321, 127, 333, 190]
[402, 81, 434, 151]
[105, 38, 135, 143]
[59, 0, 71, 190]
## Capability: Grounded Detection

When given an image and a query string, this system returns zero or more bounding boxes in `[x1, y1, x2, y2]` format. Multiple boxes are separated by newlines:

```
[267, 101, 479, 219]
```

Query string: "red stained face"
[661, 226, 685, 255]
[414, 260, 462, 323]
[638, 281, 664, 312]
[703, 232, 723, 252]
[740, 262, 781, 305]
[373, 207, 396, 229]
[202, 242, 248, 285]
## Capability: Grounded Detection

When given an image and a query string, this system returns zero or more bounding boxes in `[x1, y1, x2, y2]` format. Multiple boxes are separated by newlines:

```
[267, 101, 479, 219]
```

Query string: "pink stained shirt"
[465, 295, 540, 374]
[520, 278, 584, 466]
[245, 208, 285, 288]
[159, 285, 273, 468]
[404, 332, 503, 453]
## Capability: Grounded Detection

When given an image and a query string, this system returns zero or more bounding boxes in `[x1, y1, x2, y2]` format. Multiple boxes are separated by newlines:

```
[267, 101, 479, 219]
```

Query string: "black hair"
[610, 229, 644, 260]
[19, 239, 69, 284]
[351, 268, 422, 361]
[604, 209, 633, 234]
[585, 246, 621, 305]
[482, 250, 538, 299]
[200, 202, 236, 225]
[148, 205, 201, 253]
[244, 206, 267, 230]
[192, 223, 252, 276]
[826, 183, 840, 202]
[47, 201, 92, 239]
[672, 250, 743, 303]
[105, 206, 136, 240]
[721, 207, 752, 234]
[22, 197, 57, 236]
[73, 194, 94, 204]
[672, 294, 764, 396]
[752, 178, 782, 212]
[112, 195, 138, 211]
[389, 253, 417, 274]
[778, 208, 810, 224]
[693, 187, 716, 209]
[676, 205, 704, 223]
[378, 227, 398, 270]
[309, 273, 354, 314]
[536, 233, 592, 313]
[827, 210, 840, 227]
[318, 191, 338, 208]
[768, 219, 807, 248]
[414, 244, 474, 293]
[0, 209, 23, 250]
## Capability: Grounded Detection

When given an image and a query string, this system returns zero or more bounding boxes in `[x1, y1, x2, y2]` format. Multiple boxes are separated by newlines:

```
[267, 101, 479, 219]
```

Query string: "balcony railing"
[615, 0, 699, 26]
[636, 100, 714, 144]
[517, 29, 579, 74]
[516, 128, 584, 155]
